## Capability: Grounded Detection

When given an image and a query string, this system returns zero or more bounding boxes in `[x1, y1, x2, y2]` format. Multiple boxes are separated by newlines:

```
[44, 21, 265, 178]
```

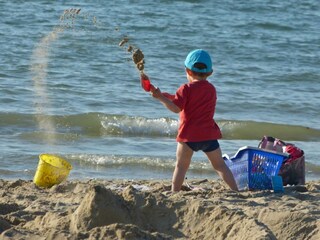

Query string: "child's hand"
[151, 87, 162, 99]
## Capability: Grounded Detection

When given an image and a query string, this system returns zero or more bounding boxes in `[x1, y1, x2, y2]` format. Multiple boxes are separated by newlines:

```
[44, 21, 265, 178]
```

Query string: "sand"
[119, 37, 145, 73]
[0, 179, 319, 240]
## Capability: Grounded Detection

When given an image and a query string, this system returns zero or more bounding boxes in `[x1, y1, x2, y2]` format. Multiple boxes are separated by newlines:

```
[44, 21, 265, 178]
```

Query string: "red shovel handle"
[140, 73, 155, 92]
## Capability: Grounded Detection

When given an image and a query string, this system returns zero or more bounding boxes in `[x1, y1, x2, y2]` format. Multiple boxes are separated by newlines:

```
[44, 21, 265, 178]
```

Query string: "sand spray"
[30, 16, 65, 146]
[30, 8, 146, 146]
[29, 9, 97, 146]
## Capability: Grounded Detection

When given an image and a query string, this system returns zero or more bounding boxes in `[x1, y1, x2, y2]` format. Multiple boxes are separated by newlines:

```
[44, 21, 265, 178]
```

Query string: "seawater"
[0, 0, 319, 181]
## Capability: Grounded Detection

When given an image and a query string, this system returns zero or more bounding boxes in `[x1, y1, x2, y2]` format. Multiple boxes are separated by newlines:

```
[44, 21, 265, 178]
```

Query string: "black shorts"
[185, 140, 220, 152]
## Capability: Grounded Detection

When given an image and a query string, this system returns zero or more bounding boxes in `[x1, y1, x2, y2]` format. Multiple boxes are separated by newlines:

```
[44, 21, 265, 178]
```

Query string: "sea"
[1, 0, 319, 182]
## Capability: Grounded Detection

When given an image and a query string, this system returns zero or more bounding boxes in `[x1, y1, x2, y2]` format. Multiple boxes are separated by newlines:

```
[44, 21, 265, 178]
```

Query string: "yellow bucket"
[33, 154, 72, 188]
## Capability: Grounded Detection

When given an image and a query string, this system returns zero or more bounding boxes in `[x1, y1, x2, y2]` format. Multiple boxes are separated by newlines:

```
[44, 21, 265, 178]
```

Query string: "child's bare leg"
[205, 147, 238, 191]
[172, 142, 193, 192]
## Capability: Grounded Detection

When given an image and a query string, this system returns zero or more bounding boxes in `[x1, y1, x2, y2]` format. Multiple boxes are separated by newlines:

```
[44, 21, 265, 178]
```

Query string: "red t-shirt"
[171, 80, 222, 142]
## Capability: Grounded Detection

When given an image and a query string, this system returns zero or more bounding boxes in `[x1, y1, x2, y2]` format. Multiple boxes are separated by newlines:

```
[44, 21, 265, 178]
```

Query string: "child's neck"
[191, 77, 206, 82]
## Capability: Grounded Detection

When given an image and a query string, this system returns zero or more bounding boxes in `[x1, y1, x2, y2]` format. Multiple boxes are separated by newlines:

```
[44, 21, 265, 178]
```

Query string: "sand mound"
[70, 185, 129, 232]
[0, 179, 319, 239]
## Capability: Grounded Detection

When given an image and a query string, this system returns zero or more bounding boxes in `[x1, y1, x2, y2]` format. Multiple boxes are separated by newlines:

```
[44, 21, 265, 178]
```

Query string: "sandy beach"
[0, 179, 319, 239]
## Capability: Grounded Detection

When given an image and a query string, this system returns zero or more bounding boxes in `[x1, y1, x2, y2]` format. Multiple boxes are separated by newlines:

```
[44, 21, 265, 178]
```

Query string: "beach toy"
[271, 176, 284, 193]
[33, 154, 72, 188]
[140, 73, 155, 92]
[224, 146, 288, 190]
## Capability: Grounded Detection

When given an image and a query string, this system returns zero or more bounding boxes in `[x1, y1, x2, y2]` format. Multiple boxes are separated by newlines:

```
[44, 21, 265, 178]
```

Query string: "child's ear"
[186, 68, 193, 76]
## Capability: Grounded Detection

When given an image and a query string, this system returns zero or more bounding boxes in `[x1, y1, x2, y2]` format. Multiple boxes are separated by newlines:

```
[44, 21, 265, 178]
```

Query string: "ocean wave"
[254, 22, 295, 31]
[1, 112, 320, 141]
[66, 153, 320, 176]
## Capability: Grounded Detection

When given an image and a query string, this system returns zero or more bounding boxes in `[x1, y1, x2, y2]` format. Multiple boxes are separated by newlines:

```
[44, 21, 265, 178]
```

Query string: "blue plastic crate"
[224, 149, 249, 190]
[223, 146, 288, 190]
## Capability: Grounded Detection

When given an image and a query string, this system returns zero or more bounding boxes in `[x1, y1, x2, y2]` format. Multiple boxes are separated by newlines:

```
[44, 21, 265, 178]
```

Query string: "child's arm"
[152, 88, 180, 113]
[162, 92, 175, 101]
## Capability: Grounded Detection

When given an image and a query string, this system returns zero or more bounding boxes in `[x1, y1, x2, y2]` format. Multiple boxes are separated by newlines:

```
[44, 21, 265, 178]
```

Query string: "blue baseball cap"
[184, 49, 213, 73]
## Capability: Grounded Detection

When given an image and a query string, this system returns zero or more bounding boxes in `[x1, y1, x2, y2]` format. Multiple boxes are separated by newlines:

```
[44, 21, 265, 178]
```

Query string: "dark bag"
[258, 136, 305, 186]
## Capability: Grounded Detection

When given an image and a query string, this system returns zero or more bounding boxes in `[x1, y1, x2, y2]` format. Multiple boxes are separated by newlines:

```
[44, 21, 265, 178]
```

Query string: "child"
[148, 49, 238, 192]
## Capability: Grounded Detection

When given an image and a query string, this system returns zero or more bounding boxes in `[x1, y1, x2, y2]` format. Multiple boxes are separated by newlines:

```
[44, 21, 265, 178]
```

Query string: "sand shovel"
[140, 73, 155, 92]
[140, 73, 176, 101]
